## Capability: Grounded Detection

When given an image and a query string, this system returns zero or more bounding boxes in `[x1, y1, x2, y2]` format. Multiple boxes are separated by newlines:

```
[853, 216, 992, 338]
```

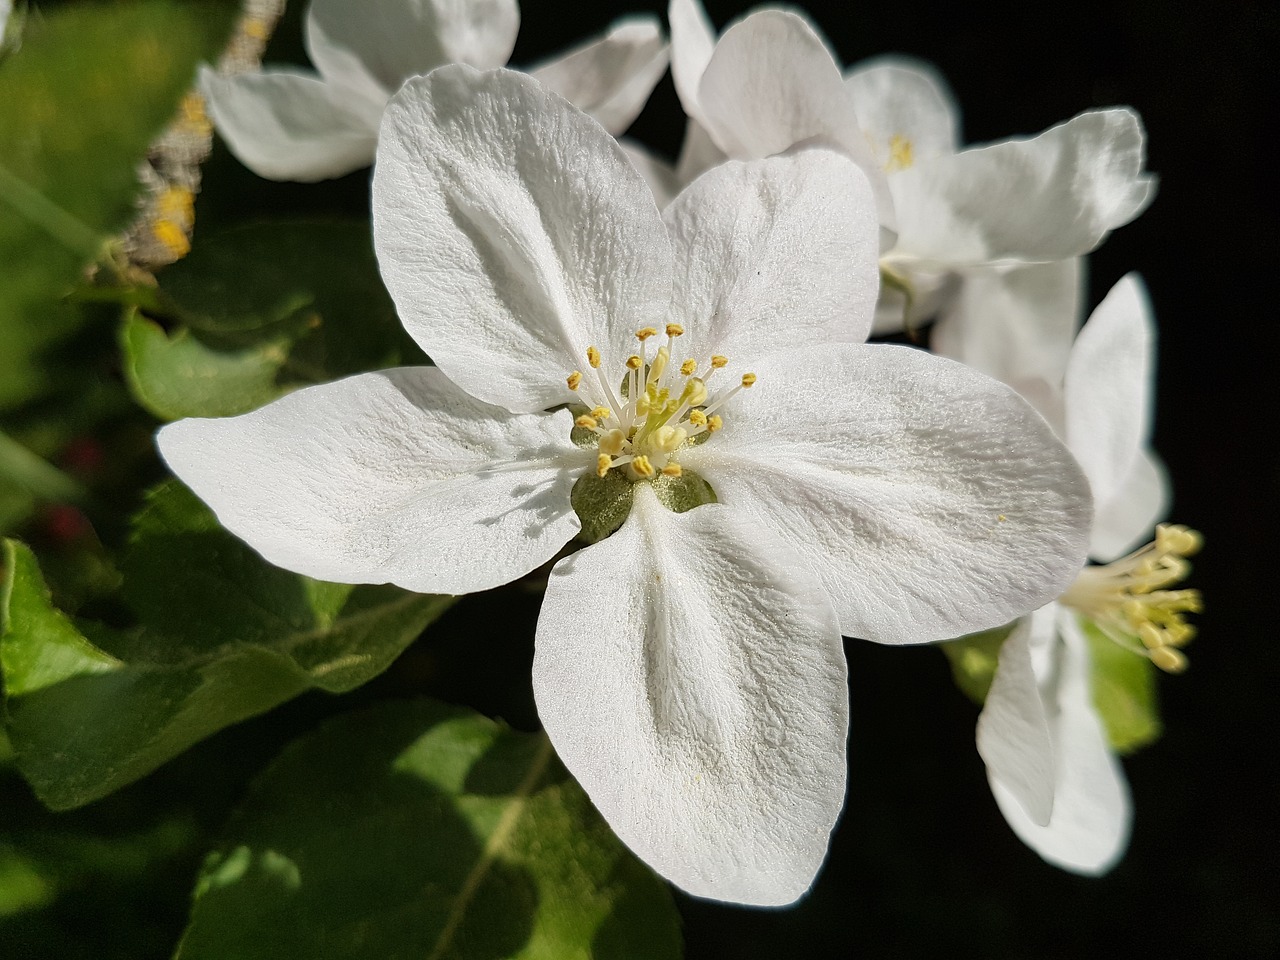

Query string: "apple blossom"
[159, 66, 1093, 904]
[941, 272, 1202, 872]
[200, 0, 669, 181]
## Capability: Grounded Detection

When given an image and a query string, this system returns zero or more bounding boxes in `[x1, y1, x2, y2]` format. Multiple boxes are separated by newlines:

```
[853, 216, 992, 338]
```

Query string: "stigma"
[1060, 524, 1204, 673]
[567, 325, 755, 482]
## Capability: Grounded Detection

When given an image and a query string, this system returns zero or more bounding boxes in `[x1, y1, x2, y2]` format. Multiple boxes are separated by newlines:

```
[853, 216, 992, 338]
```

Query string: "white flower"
[666, 0, 1156, 332]
[942, 272, 1201, 872]
[159, 67, 1093, 904]
[200, 0, 669, 181]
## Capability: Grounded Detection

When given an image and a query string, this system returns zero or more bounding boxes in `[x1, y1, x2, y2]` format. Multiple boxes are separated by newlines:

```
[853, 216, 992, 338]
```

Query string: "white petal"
[1090, 448, 1170, 562]
[1064, 273, 1155, 511]
[199, 67, 379, 182]
[534, 486, 848, 906]
[668, 0, 716, 124]
[373, 67, 673, 413]
[930, 259, 1084, 430]
[620, 139, 680, 210]
[530, 16, 670, 135]
[976, 607, 1059, 826]
[844, 56, 959, 166]
[674, 118, 728, 186]
[993, 609, 1131, 874]
[892, 108, 1156, 265]
[157, 368, 582, 595]
[664, 150, 880, 356]
[680, 344, 1093, 643]
[306, 0, 518, 92]
[695, 10, 895, 232]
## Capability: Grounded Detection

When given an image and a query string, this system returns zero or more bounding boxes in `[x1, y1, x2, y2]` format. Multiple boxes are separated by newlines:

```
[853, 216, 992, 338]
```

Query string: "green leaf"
[175, 700, 682, 960]
[939, 622, 1016, 704]
[1078, 615, 1163, 754]
[1, 482, 454, 809]
[119, 309, 291, 420]
[0, 0, 237, 414]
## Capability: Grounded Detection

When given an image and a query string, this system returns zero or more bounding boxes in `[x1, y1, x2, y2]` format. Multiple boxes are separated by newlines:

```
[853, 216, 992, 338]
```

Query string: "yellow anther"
[710, 355, 728, 369]
[648, 346, 669, 383]
[626, 355, 644, 370]
[636, 327, 659, 341]
[688, 409, 708, 427]
[575, 415, 598, 429]
[590, 407, 611, 421]
[1157, 523, 1203, 557]
[666, 323, 685, 337]
[662, 463, 683, 477]
[566, 371, 583, 391]
[707, 415, 723, 432]
[631, 455, 655, 478]
[599, 429, 625, 456]
[636, 389, 652, 417]
[152, 219, 191, 258]
[680, 359, 698, 376]
[887, 134, 914, 172]
[586, 346, 602, 369]
[597, 454, 612, 478]
[1137, 622, 1165, 651]
[243, 16, 272, 40]
[741, 372, 757, 388]
[1149, 646, 1188, 674]
[651, 426, 687, 454]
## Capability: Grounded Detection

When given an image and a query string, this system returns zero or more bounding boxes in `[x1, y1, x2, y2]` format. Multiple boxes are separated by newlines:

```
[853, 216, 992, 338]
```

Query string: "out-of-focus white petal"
[306, 0, 518, 92]
[620, 139, 680, 209]
[931, 259, 1084, 429]
[675, 118, 728, 186]
[534, 485, 848, 906]
[373, 67, 672, 414]
[1090, 448, 1170, 562]
[993, 609, 1131, 874]
[157, 368, 582, 595]
[531, 16, 670, 135]
[976, 606, 1059, 826]
[681, 344, 1092, 644]
[668, 0, 716, 124]
[199, 66, 380, 181]
[844, 56, 960, 166]
[664, 150, 880, 357]
[694, 10, 895, 232]
[1063, 273, 1154, 511]
[892, 108, 1156, 265]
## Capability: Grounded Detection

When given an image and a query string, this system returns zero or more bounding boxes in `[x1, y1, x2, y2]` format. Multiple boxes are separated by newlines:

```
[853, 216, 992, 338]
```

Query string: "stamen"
[590, 406, 611, 421]
[586, 346, 602, 369]
[707, 415, 723, 432]
[599, 429, 625, 456]
[688, 410, 707, 427]
[566, 371, 582, 391]
[662, 463, 683, 477]
[575, 415, 598, 429]
[710, 355, 728, 369]
[648, 346, 669, 385]
[596, 454, 613, 478]
[636, 327, 659, 341]
[631, 455, 655, 478]
[626, 355, 643, 370]
[741, 372, 757, 388]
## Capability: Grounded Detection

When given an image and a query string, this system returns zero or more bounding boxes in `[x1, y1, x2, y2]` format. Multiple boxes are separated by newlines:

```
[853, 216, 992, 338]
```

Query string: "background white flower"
[200, 0, 670, 181]
[161, 66, 1093, 904]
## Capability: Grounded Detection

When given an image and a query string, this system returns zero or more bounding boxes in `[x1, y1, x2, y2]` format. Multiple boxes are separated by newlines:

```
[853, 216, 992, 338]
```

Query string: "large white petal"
[664, 150, 880, 358]
[1090, 448, 1170, 562]
[993, 608, 1131, 874]
[199, 67, 380, 182]
[1063, 273, 1155, 511]
[695, 10, 895, 232]
[680, 344, 1093, 644]
[530, 16, 670, 135]
[621, 139, 680, 210]
[930, 259, 1084, 430]
[534, 485, 848, 906]
[373, 67, 673, 413]
[157, 367, 583, 595]
[844, 56, 960, 167]
[976, 606, 1060, 826]
[306, 0, 518, 92]
[892, 108, 1156, 265]
[668, 0, 716, 124]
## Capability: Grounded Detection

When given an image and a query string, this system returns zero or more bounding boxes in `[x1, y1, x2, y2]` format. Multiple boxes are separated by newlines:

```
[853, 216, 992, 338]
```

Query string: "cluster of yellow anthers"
[1061, 523, 1204, 673]
[566, 324, 756, 482]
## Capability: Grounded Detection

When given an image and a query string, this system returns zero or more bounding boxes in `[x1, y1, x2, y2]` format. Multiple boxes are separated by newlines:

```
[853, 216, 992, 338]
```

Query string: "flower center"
[566, 324, 756, 482]
[1060, 523, 1204, 673]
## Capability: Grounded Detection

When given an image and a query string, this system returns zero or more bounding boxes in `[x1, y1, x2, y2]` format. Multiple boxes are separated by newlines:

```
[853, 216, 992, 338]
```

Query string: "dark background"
[7, 1, 1277, 957]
